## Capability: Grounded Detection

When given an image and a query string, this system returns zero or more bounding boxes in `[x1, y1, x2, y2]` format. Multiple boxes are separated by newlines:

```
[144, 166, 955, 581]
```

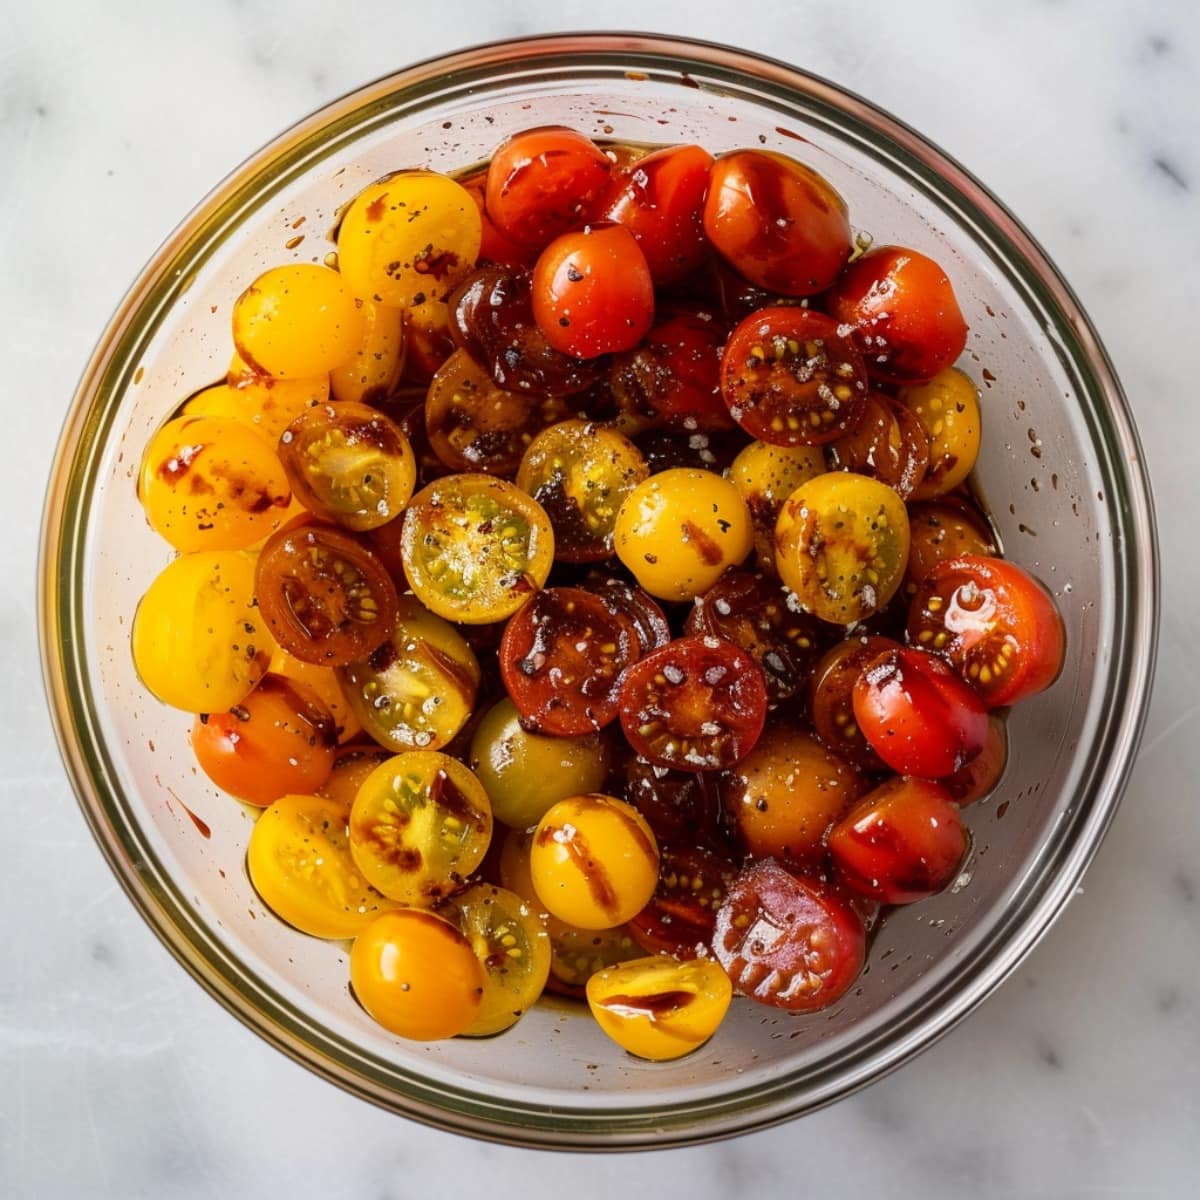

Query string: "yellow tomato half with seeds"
[900, 367, 982, 500]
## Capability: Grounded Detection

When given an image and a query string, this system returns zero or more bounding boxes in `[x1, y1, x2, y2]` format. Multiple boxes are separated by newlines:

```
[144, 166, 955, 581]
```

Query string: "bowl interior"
[47, 39, 1152, 1146]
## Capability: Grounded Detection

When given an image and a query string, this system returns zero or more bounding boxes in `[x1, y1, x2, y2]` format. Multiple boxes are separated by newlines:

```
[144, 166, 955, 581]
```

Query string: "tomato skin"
[852, 646, 989, 778]
[460, 169, 539, 269]
[825, 246, 968, 384]
[485, 126, 613, 249]
[703, 150, 852, 296]
[532, 224, 655, 358]
[618, 753, 727, 850]
[828, 776, 967, 904]
[904, 499, 996, 592]
[600, 144, 714, 287]
[908, 555, 1066, 707]
[809, 636, 903, 771]
[712, 859, 865, 1012]
[944, 712, 1008, 805]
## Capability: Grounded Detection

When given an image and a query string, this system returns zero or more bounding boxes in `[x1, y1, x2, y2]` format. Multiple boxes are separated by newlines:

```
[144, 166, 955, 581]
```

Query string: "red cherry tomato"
[904, 499, 997, 592]
[825, 246, 968, 384]
[712, 859, 865, 1011]
[582, 575, 672, 655]
[600, 144, 714, 286]
[531, 224, 655, 358]
[485, 126, 612, 250]
[944, 713, 1008, 805]
[808, 636, 903, 771]
[852, 646, 989, 778]
[703, 150, 852, 296]
[629, 843, 738, 959]
[908, 555, 1066, 707]
[828, 776, 967, 904]
[720, 307, 868, 445]
[499, 587, 641, 736]
[617, 636, 768, 772]
[459, 169, 538, 269]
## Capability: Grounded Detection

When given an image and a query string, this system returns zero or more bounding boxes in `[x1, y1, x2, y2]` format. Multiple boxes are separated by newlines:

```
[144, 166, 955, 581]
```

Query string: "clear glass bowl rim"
[38, 32, 1159, 1150]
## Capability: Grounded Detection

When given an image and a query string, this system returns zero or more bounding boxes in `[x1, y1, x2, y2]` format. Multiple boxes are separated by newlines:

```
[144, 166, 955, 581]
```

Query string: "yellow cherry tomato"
[900, 366, 982, 500]
[400, 474, 555, 624]
[729, 440, 826, 570]
[185, 371, 330, 446]
[586, 956, 732, 1061]
[530, 794, 659, 930]
[137, 414, 291, 552]
[350, 909, 484, 1040]
[337, 172, 481, 308]
[232, 264, 365, 378]
[441, 883, 551, 1037]
[613, 468, 753, 601]
[132, 550, 267, 712]
[247, 793, 401, 939]
[317, 744, 392, 807]
[268, 643, 361, 743]
[349, 751, 493, 905]
[330, 299, 407, 404]
[774, 472, 911, 624]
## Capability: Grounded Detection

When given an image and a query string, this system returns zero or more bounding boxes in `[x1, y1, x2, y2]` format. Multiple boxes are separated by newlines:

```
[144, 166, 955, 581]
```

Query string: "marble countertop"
[5, 0, 1197, 1194]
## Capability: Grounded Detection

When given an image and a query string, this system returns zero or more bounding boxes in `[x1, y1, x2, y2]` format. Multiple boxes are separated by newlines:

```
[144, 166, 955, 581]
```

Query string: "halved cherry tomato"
[704, 150, 851, 295]
[329, 299, 407, 406]
[485, 126, 612, 249]
[852, 646, 989, 777]
[828, 776, 967, 904]
[317, 743, 392, 808]
[729, 439, 826, 570]
[944, 713, 1008, 805]
[808, 636, 903, 771]
[826, 392, 931, 499]
[720, 307, 868, 446]
[629, 843, 738, 959]
[617, 636, 768, 771]
[499, 587, 641, 736]
[268, 643, 362, 743]
[403, 298, 457, 385]
[618, 753, 726, 849]
[600, 144, 714, 286]
[905, 498, 997, 592]
[901, 367, 982, 500]
[825, 246, 968, 384]
[712, 858, 865, 1011]
[532, 224, 655, 358]
[255, 522, 400, 666]
[908, 555, 1065, 707]
[581, 576, 672, 655]
[191, 675, 337, 806]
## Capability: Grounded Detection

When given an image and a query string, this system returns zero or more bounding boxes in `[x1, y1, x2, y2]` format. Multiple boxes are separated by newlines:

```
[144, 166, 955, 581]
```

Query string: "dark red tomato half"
[908, 555, 1066, 708]
[852, 646, 989, 778]
[531, 223, 655, 358]
[720, 307, 868, 445]
[828, 776, 967, 905]
[600, 143, 714, 287]
[619, 754, 727, 848]
[499, 586, 641, 736]
[703, 150, 852, 297]
[825, 245, 968, 385]
[712, 858, 866, 1012]
[485, 126, 612, 250]
[581, 575, 672, 655]
[617, 636, 768, 771]
[629, 843, 738, 959]
[826, 392, 931, 500]
[808, 636, 903, 771]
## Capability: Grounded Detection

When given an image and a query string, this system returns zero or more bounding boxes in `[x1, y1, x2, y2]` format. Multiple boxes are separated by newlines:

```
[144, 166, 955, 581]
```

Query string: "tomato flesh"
[628, 843, 738, 959]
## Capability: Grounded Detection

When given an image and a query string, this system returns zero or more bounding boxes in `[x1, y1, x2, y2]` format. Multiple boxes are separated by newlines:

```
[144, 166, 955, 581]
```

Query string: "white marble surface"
[4, 0, 1198, 1194]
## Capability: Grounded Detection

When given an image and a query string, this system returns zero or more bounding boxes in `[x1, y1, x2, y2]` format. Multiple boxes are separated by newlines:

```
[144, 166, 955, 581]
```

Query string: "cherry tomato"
[828, 776, 967, 904]
[329, 299, 407, 406]
[531, 794, 660, 930]
[908, 555, 1065, 707]
[703, 150, 852, 296]
[499, 587, 641, 736]
[720, 307, 868, 446]
[317, 743, 392, 807]
[450, 266, 602, 396]
[132, 550, 268, 713]
[600, 144, 714, 286]
[729, 439, 826, 570]
[808, 635, 902, 770]
[350, 909, 484, 1040]
[905, 498, 997, 592]
[337, 171, 481, 308]
[581, 575, 672, 655]
[712, 859, 865, 1011]
[853, 646, 989, 777]
[247, 792, 402, 938]
[944, 713, 1008, 805]
[587, 955, 732, 1061]
[633, 428, 746, 476]
[485, 126, 612, 249]
[684, 568, 826, 704]
[268, 643, 361, 743]
[255, 522, 400, 666]
[723, 728, 866, 864]
[609, 308, 732, 433]
[211, 352, 330, 442]
[191, 675, 337, 805]
[628, 843, 737, 959]
[278, 401, 416, 531]
[826, 392, 931, 499]
[531, 223, 655, 358]
[774, 472, 911, 625]
[617, 636, 768, 771]
[459, 168, 539, 269]
[399, 474, 555, 624]
[516, 420, 649, 563]
[900, 367, 982, 500]
[403, 298, 456, 384]
[349, 750, 493, 905]
[825, 246, 968, 384]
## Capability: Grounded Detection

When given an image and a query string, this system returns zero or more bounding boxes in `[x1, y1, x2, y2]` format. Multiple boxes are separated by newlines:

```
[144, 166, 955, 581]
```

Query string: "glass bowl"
[39, 33, 1157, 1148]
